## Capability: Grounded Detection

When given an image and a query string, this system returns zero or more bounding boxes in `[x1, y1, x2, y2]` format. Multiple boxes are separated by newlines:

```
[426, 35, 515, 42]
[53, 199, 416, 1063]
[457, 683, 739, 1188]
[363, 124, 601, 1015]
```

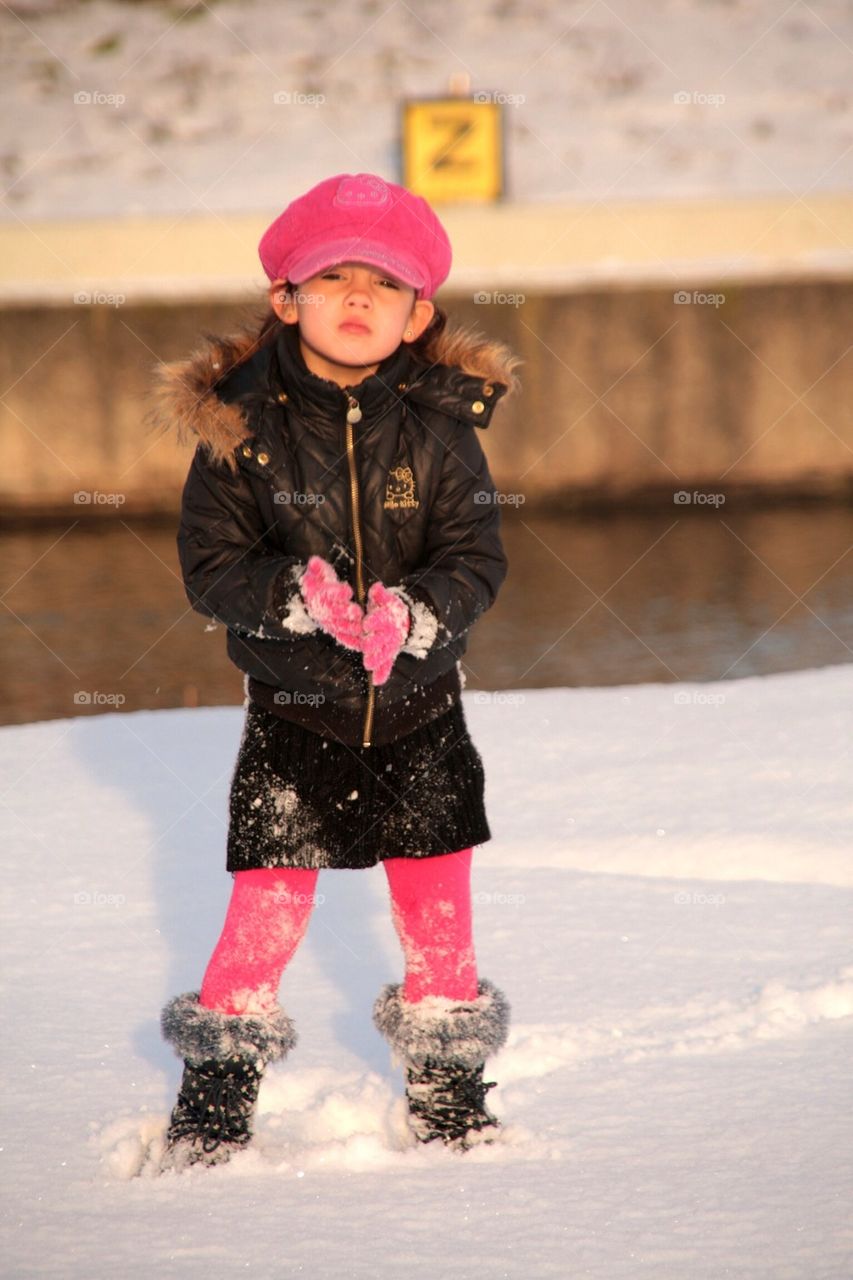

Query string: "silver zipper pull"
[346, 395, 362, 424]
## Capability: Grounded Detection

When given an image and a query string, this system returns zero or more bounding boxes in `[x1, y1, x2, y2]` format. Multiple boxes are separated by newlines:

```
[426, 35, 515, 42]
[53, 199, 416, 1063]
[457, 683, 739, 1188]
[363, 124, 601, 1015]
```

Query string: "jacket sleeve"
[177, 445, 316, 639]
[393, 422, 508, 655]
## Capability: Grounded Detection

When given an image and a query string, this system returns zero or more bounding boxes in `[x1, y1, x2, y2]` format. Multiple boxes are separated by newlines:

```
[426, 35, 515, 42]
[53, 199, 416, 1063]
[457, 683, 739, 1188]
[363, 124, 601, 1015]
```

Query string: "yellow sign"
[402, 97, 503, 203]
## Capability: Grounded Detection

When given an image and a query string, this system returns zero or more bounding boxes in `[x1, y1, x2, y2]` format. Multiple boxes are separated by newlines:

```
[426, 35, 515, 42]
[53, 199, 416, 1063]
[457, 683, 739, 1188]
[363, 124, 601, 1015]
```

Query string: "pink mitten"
[300, 556, 364, 651]
[361, 581, 411, 685]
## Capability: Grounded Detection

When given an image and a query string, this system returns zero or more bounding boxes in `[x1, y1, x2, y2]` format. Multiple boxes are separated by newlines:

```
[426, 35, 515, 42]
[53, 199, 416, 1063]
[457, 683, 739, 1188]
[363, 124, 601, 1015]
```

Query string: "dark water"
[1, 506, 851, 726]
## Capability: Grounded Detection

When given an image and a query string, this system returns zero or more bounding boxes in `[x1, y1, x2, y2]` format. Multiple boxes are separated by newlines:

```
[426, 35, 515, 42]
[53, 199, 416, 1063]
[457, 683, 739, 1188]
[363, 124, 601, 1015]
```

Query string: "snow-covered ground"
[2, 0, 851, 221]
[2, 666, 852, 1278]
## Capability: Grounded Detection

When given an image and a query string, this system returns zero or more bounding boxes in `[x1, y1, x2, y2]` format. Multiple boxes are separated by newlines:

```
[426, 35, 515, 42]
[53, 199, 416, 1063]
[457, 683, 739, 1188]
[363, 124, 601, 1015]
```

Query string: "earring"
[405, 329, 413, 338]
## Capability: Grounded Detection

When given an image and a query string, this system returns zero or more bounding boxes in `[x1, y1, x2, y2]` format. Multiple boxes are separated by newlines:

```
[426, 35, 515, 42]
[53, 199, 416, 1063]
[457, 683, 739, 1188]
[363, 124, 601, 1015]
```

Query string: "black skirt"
[226, 698, 491, 871]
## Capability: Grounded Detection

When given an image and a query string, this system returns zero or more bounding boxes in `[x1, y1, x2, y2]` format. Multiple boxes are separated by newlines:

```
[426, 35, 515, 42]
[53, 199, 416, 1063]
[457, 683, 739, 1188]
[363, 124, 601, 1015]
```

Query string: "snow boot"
[373, 978, 510, 1151]
[159, 991, 296, 1171]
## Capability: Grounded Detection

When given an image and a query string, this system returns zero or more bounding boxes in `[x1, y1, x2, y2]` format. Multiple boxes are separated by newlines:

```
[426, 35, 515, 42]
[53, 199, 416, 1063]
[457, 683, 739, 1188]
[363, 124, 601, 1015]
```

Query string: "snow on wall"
[1, 0, 851, 220]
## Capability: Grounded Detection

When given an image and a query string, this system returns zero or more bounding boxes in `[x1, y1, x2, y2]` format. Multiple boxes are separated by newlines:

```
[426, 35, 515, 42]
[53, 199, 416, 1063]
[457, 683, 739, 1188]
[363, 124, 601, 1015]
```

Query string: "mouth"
[339, 322, 371, 335]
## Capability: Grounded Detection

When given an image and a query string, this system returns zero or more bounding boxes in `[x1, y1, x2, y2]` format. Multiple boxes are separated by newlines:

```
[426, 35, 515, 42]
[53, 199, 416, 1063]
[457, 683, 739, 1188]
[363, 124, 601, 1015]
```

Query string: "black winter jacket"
[157, 318, 519, 747]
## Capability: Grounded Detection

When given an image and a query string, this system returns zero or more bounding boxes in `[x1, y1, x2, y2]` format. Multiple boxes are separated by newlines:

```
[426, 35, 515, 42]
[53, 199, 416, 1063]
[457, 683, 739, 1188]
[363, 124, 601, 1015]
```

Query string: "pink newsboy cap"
[258, 172, 452, 300]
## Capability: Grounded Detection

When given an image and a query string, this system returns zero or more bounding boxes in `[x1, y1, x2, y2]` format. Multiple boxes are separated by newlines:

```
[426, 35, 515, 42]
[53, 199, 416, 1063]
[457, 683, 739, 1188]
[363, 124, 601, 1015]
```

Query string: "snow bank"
[1, 667, 851, 1278]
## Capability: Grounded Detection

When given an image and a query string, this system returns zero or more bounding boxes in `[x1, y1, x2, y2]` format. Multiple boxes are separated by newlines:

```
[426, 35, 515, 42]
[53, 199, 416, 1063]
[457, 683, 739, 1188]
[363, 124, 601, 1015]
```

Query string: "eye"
[379, 277, 400, 290]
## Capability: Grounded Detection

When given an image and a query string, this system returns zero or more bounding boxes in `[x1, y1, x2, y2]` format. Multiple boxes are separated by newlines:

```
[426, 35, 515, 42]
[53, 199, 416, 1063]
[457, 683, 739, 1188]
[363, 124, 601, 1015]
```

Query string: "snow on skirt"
[226, 698, 492, 871]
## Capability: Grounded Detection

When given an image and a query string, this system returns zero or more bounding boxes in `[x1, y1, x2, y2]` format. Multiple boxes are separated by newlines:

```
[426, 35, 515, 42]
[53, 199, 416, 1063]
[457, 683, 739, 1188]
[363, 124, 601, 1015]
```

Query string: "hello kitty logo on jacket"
[384, 465, 419, 510]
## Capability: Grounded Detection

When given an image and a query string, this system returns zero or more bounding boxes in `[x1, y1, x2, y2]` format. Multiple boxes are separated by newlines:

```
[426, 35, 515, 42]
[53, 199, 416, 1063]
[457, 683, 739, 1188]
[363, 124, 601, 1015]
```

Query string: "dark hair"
[408, 305, 448, 366]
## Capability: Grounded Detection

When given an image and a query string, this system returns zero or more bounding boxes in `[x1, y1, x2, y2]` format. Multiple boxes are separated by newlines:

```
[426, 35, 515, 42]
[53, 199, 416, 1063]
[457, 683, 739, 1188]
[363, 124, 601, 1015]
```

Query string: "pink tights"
[199, 849, 479, 1015]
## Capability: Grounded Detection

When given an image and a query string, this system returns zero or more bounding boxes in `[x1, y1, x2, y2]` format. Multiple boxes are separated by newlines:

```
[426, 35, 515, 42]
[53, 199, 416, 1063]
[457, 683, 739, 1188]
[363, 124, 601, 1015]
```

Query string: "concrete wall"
[1, 277, 852, 517]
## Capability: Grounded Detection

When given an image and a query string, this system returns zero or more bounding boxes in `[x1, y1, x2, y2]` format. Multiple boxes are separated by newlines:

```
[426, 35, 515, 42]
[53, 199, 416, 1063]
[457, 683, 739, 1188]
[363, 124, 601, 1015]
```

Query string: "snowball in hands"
[361, 581, 411, 686]
[300, 556, 364, 651]
[300, 557, 411, 684]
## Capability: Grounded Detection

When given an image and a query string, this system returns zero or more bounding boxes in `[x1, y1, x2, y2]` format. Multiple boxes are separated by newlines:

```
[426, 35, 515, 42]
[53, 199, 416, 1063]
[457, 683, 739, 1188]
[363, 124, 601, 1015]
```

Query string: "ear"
[404, 298, 435, 343]
[269, 280, 299, 325]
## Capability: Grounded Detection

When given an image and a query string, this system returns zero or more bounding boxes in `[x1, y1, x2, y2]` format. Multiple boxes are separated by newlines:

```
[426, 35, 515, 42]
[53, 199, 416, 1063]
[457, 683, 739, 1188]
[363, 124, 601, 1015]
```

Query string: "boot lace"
[406, 1059, 499, 1146]
[167, 1057, 262, 1156]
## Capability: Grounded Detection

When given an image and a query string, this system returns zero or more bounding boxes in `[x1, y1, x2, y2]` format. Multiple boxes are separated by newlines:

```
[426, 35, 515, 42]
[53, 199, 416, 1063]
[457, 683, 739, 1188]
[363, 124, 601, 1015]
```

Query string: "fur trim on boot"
[373, 979, 510, 1150]
[159, 992, 297, 1172]
[161, 990, 297, 1067]
[372, 978, 510, 1070]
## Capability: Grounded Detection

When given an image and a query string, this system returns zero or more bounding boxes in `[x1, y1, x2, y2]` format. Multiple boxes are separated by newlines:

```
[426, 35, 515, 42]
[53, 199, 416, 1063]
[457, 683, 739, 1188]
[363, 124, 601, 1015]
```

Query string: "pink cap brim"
[286, 239, 427, 293]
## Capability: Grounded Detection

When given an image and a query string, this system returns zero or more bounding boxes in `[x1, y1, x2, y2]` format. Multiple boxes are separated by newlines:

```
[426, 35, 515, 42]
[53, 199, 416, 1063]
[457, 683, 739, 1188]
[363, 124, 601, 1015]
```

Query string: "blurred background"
[1, 0, 851, 725]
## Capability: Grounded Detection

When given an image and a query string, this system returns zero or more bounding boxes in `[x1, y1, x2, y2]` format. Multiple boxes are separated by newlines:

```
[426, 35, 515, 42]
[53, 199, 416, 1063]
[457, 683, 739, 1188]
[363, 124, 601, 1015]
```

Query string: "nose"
[343, 268, 375, 304]
[344, 287, 371, 310]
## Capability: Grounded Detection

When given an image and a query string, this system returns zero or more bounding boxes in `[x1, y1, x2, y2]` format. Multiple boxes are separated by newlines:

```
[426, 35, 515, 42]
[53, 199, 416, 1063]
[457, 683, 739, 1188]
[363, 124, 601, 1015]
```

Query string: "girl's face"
[271, 262, 435, 388]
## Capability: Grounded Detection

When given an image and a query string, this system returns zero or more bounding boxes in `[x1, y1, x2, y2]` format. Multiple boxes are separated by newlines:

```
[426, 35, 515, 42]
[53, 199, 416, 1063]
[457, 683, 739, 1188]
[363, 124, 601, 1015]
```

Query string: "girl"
[153, 172, 521, 1171]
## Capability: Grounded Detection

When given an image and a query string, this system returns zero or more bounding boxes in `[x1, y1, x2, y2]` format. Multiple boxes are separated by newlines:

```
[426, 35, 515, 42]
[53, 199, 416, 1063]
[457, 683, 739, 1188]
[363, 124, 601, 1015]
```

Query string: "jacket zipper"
[344, 393, 375, 748]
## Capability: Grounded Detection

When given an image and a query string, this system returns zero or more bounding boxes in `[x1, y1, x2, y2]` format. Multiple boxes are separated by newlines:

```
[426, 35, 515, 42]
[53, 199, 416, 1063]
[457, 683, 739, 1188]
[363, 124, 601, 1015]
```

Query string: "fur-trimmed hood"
[150, 316, 521, 469]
